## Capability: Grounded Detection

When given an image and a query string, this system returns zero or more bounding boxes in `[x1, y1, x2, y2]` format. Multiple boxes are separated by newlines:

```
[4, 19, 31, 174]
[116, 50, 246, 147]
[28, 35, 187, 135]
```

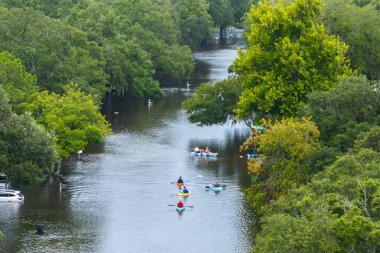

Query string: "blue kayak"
[191, 152, 218, 157]
[206, 184, 223, 192]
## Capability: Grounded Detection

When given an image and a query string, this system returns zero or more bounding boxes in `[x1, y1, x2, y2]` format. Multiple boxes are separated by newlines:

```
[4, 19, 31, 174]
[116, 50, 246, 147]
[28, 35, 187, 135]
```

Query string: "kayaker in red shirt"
[177, 201, 184, 207]
[204, 147, 210, 153]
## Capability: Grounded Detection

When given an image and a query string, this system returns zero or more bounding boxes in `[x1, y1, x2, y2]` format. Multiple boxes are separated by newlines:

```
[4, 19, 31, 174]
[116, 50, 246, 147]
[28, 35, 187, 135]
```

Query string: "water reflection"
[0, 29, 255, 253]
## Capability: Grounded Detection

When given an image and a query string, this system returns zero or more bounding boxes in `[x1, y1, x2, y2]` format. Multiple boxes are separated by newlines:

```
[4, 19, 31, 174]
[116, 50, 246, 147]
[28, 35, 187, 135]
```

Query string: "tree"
[0, 7, 107, 98]
[253, 148, 380, 252]
[232, 0, 352, 122]
[0, 88, 58, 186]
[173, 0, 214, 49]
[241, 117, 320, 211]
[24, 83, 112, 158]
[182, 78, 241, 126]
[321, 0, 380, 80]
[0, 51, 38, 113]
[207, 0, 234, 39]
[298, 76, 380, 151]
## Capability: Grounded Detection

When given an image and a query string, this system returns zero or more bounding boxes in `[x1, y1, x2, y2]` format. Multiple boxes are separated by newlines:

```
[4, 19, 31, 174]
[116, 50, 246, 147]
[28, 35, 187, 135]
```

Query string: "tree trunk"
[219, 26, 226, 41]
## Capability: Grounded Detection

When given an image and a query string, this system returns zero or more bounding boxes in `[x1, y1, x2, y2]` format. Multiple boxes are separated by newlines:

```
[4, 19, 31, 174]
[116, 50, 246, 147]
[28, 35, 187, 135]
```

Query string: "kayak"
[191, 152, 218, 157]
[206, 184, 223, 192]
[176, 206, 185, 212]
[178, 191, 191, 197]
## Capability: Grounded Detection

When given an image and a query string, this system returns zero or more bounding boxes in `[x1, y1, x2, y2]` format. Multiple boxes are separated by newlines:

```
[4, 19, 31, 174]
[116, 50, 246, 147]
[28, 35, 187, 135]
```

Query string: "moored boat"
[0, 190, 24, 202]
[191, 152, 218, 157]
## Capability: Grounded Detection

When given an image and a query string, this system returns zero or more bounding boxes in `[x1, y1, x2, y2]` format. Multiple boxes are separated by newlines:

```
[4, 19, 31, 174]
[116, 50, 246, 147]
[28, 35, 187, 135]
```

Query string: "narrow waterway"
[0, 29, 256, 253]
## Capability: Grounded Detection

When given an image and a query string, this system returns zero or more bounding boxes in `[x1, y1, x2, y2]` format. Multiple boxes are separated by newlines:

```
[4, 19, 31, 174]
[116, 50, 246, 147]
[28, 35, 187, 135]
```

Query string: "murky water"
[0, 29, 256, 253]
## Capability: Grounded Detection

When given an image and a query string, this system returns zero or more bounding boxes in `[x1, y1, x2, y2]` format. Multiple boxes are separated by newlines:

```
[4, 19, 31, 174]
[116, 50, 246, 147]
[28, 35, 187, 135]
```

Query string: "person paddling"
[182, 186, 189, 194]
[194, 146, 200, 153]
[177, 176, 184, 187]
[177, 200, 184, 208]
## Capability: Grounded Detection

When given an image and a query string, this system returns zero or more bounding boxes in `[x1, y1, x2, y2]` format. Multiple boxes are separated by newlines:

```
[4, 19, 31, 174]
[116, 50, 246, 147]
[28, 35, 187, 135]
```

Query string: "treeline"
[183, 0, 380, 251]
[0, 0, 253, 187]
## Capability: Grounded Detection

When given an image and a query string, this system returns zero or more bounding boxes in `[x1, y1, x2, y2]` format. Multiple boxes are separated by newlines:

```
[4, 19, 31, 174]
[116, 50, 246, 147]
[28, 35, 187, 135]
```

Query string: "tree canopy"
[321, 0, 380, 80]
[241, 117, 320, 211]
[24, 83, 112, 158]
[0, 88, 58, 186]
[298, 76, 380, 152]
[253, 148, 380, 252]
[0, 51, 38, 113]
[182, 78, 241, 126]
[0, 6, 107, 97]
[232, 0, 352, 121]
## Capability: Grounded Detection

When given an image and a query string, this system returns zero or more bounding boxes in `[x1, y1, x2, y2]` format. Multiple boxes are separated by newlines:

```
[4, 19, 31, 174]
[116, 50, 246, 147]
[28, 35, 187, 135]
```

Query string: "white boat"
[191, 152, 218, 157]
[0, 190, 24, 202]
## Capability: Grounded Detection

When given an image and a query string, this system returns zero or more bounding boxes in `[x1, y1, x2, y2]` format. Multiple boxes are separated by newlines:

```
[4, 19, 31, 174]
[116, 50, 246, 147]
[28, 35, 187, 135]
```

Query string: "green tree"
[241, 117, 320, 211]
[0, 88, 58, 186]
[232, 0, 351, 122]
[173, 0, 214, 49]
[0, 51, 38, 113]
[208, 0, 234, 39]
[321, 0, 380, 80]
[253, 148, 380, 252]
[0, 6, 107, 97]
[298, 76, 380, 151]
[24, 83, 112, 158]
[182, 77, 241, 126]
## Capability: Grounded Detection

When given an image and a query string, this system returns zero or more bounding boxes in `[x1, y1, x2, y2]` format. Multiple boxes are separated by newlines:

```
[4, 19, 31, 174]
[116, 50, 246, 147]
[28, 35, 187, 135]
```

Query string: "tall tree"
[232, 0, 351, 124]
[298, 76, 380, 151]
[0, 6, 107, 97]
[241, 117, 320, 211]
[253, 148, 380, 252]
[173, 0, 214, 49]
[24, 83, 112, 158]
[208, 0, 234, 39]
[0, 88, 58, 186]
[182, 77, 241, 125]
[0, 51, 38, 113]
[321, 0, 380, 80]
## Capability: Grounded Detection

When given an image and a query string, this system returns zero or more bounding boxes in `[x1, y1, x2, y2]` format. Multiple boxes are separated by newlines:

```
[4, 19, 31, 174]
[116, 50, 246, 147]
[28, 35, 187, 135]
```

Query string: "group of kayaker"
[176, 176, 190, 208]
[193, 146, 211, 153]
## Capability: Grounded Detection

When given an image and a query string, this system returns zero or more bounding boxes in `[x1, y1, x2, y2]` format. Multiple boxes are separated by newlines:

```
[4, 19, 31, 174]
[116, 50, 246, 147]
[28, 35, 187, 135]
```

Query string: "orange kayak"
[176, 182, 184, 187]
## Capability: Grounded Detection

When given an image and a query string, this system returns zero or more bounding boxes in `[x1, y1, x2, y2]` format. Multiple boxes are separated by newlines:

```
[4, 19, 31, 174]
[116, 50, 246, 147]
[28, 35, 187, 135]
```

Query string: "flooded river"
[0, 30, 256, 253]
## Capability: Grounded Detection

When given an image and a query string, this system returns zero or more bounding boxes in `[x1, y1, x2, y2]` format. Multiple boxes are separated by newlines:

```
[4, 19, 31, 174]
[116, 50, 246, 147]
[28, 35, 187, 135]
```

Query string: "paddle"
[168, 204, 194, 208]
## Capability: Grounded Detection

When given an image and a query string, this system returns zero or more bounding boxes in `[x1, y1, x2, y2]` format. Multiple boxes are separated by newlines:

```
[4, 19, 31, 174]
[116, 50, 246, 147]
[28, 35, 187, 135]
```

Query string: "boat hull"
[176, 206, 185, 212]
[191, 152, 218, 157]
[178, 191, 191, 197]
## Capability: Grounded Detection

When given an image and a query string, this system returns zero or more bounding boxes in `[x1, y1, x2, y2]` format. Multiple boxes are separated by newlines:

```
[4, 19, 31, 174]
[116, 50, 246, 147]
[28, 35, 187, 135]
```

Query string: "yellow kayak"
[178, 191, 191, 197]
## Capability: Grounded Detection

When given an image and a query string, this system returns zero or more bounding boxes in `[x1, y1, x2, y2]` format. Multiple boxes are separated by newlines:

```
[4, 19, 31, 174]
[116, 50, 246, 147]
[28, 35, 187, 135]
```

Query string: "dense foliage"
[182, 78, 241, 126]
[0, 6, 107, 97]
[24, 83, 112, 158]
[321, 0, 380, 80]
[0, 51, 38, 113]
[241, 118, 320, 211]
[298, 76, 380, 152]
[232, 0, 351, 121]
[253, 148, 380, 252]
[0, 88, 58, 185]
